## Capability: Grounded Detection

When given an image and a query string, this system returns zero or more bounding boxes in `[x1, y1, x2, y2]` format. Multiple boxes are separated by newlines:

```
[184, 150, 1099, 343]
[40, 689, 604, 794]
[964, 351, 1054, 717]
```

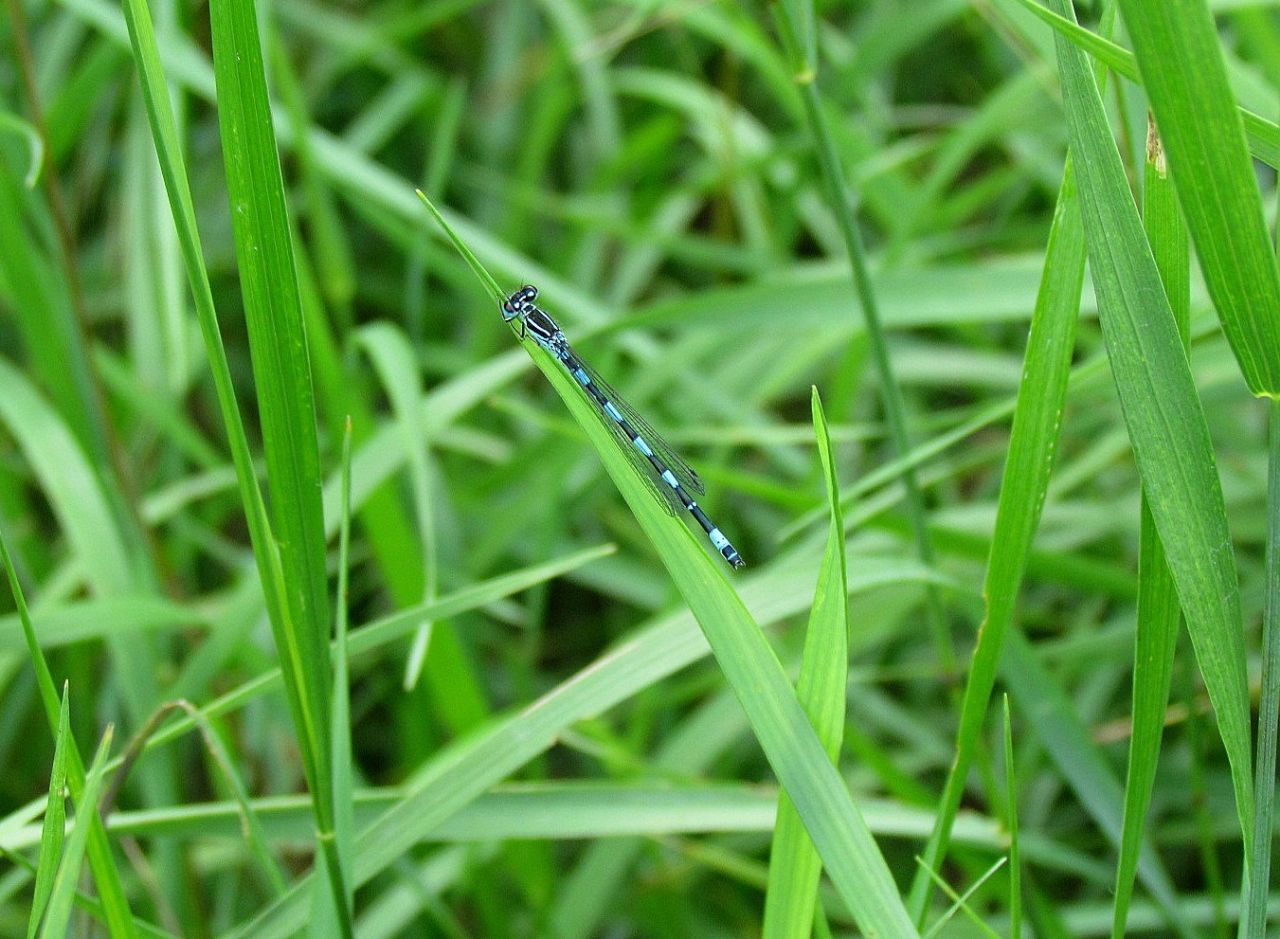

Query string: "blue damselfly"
[502, 285, 745, 570]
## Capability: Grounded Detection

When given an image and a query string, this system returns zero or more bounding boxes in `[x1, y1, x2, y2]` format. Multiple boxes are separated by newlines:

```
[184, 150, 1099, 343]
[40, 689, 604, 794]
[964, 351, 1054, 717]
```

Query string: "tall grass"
[0, 0, 1277, 936]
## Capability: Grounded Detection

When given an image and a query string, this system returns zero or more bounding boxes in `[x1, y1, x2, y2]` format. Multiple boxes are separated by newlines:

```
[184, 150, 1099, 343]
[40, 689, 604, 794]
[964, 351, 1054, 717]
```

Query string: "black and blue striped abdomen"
[561, 352, 744, 569]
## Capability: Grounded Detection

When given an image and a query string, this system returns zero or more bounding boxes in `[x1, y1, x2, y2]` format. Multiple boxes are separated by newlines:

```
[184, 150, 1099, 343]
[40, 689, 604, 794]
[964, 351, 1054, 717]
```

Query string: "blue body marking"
[501, 284, 745, 570]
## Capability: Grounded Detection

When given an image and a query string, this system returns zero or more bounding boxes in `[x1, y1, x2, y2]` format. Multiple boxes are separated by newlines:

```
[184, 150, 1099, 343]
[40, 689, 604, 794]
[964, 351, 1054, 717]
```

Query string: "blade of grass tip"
[331, 418, 356, 914]
[1112, 117, 1187, 939]
[1246, 401, 1280, 938]
[771, 0, 954, 673]
[28, 688, 71, 939]
[0, 528, 137, 938]
[1117, 0, 1280, 396]
[761, 388, 850, 939]
[1048, 0, 1254, 874]
[37, 725, 114, 939]
[1002, 695, 1021, 939]
[416, 190, 505, 303]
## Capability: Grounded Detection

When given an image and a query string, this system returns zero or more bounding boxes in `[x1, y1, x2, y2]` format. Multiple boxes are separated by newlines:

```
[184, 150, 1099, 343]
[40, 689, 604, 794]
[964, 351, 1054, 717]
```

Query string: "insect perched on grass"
[502, 285, 745, 570]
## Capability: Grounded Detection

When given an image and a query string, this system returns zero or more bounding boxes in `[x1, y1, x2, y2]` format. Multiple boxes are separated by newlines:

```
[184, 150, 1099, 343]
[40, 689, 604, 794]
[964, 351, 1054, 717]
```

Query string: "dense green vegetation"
[2, 0, 1278, 935]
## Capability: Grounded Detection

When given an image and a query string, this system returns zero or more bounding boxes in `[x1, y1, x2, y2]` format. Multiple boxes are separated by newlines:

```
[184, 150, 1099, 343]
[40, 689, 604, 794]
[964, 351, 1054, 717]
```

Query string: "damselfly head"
[501, 284, 540, 322]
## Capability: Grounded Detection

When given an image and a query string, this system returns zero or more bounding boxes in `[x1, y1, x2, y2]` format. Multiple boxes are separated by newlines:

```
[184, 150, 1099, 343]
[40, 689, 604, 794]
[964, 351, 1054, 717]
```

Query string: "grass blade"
[0, 385, 138, 938]
[1246, 402, 1280, 937]
[907, 154, 1085, 925]
[1002, 696, 1021, 939]
[354, 324, 440, 692]
[208, 0, 334, 778]
[1048, 0, 1253, 874]
[774, 0, 953, 673]
[215, 551, 946, 936]
[1111, 117, 1188, 939]
[330, 420, 356, 915]
[37, 725, 114, 939]
[27, 689, 71, 939]
[761, 389, 850, 938]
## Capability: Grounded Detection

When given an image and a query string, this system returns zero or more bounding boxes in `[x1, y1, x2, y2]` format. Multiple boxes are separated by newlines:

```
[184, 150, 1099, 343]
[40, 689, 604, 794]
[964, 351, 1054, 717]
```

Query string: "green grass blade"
[0, 362, 132, 595]
[1117, 0, 1280, 396]
[999, 631, 1192, 937]
[330, 419, 356, 915]
[27, 689, 70, 939]
[906, 159, 1085, 922]
[1002, 696, 1021, 939]
[0, 110, 43, 186]
[0, 533, 138, 937]
[206, 0, 356, 928]
[354, 324, 440, 691]
[776, 3, 953, 673]
[1111, 119, 1188, 939]
[761, 389, 850, 938]
[208, 0, 335, 801]
[121, 0, 349, 923]
[37, 725, 114, 939]
[414, 190, 504, 303]
[1246, 402, 1280, 938]
[1048, 0, 1253, 872]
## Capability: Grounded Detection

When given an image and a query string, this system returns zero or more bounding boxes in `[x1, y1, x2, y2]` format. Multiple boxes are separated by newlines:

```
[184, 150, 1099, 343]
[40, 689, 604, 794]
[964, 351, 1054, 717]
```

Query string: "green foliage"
[0, 0, 1276, 935]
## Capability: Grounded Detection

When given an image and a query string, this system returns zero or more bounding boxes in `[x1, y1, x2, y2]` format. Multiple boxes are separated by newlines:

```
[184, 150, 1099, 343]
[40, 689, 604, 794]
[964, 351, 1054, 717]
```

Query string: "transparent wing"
[570, 350, 706, 495]
[590, 398, 687, 518]
[554, 350, 693, 517]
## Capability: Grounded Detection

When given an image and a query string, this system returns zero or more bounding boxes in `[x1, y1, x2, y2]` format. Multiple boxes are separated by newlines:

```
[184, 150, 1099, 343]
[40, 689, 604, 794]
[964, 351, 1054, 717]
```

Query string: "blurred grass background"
[1, 0, 1278, 935]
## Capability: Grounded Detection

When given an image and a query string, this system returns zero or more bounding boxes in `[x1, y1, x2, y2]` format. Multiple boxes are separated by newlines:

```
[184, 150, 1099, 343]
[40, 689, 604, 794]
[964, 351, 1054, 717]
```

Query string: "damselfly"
[502, 285, 745, 570]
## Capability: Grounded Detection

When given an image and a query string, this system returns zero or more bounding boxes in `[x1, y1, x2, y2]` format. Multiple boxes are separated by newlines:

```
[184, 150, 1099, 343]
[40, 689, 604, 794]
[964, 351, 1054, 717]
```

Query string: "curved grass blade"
[355, 323, 441, 692]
